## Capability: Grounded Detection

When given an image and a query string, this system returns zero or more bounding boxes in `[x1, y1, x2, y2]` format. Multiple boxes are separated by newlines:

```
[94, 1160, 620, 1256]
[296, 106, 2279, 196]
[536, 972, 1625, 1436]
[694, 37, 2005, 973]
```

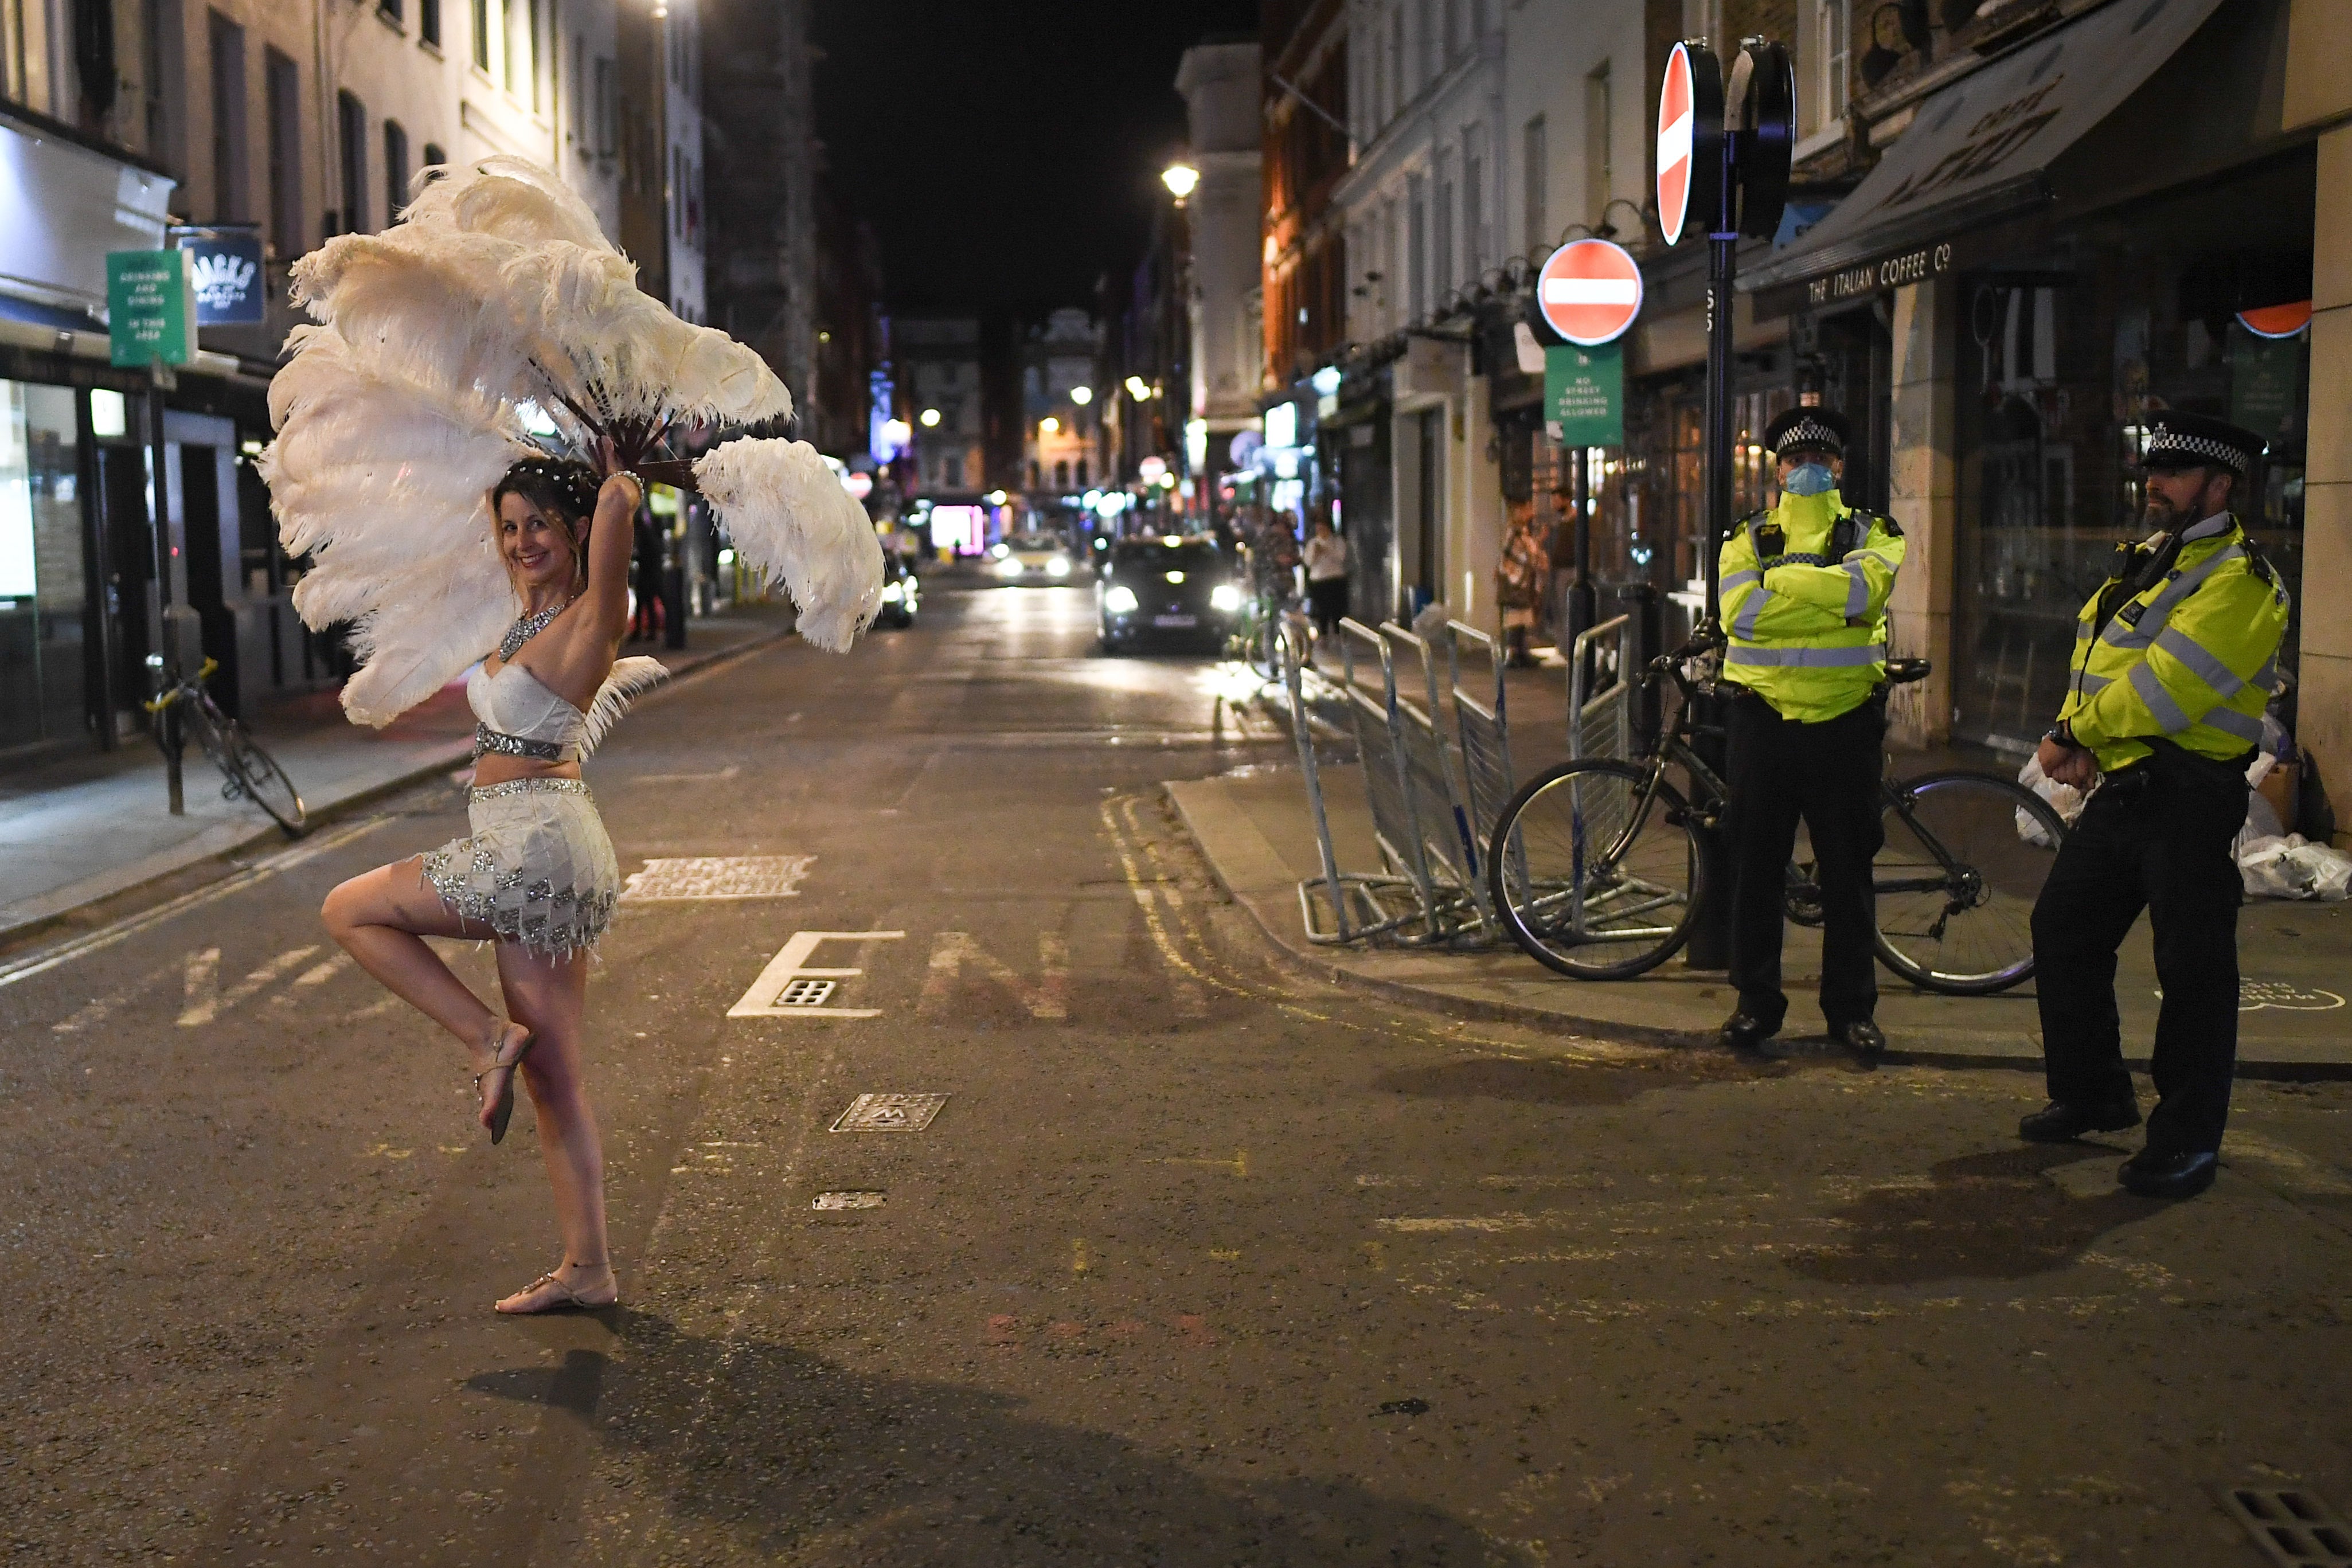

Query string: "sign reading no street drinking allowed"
[1536, 241, 1638, 446]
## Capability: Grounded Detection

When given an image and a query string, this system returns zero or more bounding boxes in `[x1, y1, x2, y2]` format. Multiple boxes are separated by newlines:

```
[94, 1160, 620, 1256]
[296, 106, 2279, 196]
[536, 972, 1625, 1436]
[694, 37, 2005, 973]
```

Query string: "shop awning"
[1742, 0, 2227, 313]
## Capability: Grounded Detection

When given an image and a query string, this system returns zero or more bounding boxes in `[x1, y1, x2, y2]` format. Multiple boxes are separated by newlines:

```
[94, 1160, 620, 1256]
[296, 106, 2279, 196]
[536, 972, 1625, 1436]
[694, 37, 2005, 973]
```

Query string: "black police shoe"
[2119, 1148, 2218, 1200]
[2017, 1098, 2142, 1143]
[1716, 1012, 1774, 1053]
[1833, 1019, 1886, 1055]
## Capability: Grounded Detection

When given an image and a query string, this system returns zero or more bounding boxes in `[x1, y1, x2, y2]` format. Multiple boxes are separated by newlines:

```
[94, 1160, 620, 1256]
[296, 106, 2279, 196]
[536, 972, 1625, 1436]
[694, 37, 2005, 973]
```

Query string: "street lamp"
[1161, 162, 1200, 203]
[1069, 385, 1093, 405]
[1040, 416, 1060, 435]
[919, 407, 941, 428]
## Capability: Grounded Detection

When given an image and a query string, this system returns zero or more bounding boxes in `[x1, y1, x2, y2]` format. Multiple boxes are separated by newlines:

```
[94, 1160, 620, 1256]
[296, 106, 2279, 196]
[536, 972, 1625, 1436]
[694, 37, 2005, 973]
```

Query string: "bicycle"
[145, 658, 308, 835]
[1225, 585, 1308, 685]
[1485, 636, 2066, 994]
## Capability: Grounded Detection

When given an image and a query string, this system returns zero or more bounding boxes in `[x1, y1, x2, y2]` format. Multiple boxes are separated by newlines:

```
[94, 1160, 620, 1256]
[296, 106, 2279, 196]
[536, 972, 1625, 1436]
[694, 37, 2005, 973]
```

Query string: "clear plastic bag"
[2016, 754, 2085, 848]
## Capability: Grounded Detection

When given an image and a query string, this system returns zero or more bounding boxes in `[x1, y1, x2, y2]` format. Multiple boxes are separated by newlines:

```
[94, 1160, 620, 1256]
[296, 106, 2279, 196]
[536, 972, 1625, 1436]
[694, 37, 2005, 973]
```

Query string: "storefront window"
[1954, 153, 2313, 751]
[0, 381, 88, 750]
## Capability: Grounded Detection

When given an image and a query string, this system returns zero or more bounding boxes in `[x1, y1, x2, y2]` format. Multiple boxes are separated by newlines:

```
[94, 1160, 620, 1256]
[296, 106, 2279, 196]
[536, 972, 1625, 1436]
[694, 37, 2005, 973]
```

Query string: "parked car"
[1097, 534, 1244, 653]
[990, 533, 1075, 584]
[875, 552, 921, 628]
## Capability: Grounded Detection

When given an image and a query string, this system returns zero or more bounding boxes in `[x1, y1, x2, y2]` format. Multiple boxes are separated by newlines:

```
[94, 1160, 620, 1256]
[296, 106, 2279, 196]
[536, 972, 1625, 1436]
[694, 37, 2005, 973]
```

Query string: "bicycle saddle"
[1885, 658, 1932, 686]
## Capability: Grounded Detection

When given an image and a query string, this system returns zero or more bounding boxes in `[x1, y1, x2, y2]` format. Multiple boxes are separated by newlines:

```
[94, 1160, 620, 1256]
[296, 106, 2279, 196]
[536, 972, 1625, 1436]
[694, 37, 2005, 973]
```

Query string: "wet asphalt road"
[4, 580, 2351, 1567]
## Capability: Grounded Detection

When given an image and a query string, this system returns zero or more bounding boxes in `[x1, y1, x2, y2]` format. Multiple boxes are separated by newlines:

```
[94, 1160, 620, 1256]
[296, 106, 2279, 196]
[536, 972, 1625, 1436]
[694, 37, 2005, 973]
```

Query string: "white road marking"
[727, 930, 904, 1019]
[916, 929, 1068, 1021]
[179, 945, 321, 1027]
[52, 955, 184, 1033]
[621, 854, 814, 902]
[0, 814, 384, 991]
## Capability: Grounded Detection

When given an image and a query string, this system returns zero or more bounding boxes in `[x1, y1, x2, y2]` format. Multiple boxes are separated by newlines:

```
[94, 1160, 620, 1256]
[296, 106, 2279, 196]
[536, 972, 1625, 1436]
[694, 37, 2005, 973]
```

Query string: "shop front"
[1745, 0, 2319, 756]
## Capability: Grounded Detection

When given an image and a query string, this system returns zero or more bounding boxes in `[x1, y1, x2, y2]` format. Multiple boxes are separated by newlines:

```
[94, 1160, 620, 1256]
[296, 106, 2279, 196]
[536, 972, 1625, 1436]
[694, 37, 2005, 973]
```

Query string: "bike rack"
[1282, 632, 1429, 945]
[1566, 613, 1635, 763]
[1380, 621, 1499, 940]
[1443, 620, 1517, 854]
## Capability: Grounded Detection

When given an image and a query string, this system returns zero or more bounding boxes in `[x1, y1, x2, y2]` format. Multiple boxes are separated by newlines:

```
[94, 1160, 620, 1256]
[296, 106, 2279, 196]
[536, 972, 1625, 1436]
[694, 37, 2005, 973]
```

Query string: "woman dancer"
[321, 453, 646, 1316]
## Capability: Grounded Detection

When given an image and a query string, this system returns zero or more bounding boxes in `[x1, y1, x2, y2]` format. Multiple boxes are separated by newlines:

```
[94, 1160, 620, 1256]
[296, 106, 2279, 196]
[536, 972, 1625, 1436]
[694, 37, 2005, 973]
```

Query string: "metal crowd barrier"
[1443, 620, 1517, 852]
[1381, 621, 1498, 939]
[1283, 630, 1428, 944]
[1567, 613, 1636, 762]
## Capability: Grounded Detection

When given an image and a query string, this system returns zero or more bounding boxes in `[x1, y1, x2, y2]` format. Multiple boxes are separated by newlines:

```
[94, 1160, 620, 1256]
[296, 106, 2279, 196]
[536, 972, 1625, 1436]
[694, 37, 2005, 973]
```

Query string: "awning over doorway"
[1742, 0, 2226, 312]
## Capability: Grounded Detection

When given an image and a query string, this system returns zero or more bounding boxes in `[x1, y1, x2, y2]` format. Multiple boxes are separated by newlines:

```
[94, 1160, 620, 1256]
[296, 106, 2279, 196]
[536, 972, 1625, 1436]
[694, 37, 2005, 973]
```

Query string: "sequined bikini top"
[470, 608, 668, 763]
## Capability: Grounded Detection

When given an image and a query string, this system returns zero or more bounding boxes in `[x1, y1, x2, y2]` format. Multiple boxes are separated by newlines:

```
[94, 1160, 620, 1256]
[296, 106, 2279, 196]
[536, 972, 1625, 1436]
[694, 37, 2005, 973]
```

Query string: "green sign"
[1545, 341, 1622, 447]
[107, 249, 198, 367]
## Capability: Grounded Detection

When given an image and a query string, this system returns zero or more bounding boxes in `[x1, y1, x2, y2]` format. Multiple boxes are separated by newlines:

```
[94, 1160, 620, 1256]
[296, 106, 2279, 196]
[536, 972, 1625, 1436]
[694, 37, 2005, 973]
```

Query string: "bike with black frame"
[1486, 633, 2066, 994]
[144, 656, 308, 835]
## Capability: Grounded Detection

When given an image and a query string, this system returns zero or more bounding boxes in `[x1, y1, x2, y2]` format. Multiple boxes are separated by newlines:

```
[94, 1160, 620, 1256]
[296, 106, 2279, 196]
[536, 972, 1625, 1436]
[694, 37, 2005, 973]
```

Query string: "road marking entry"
[179, 945, 321, 1027]
[917, 929, 1067, 1021]
[728, 930, 904, 1018]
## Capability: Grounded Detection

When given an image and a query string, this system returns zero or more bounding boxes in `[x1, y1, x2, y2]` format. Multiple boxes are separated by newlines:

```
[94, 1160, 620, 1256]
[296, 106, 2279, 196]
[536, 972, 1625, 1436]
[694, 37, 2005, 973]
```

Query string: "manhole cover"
[778, 977, 837, 1007]
[620, 855, 815, 901]
[2220, 1486, 2352, 1567]
[830, 1093, 948, 1133]
[811, 1191, 885, 1210]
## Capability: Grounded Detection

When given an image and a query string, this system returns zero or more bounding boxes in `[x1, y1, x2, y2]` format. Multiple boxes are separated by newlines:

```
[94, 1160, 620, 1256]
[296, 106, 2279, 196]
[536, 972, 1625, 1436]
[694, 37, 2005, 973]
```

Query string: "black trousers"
[1308, 576, 1349, 636]
[2030, 760, 2246, 1154]
[1724, 690, 1886, 1033]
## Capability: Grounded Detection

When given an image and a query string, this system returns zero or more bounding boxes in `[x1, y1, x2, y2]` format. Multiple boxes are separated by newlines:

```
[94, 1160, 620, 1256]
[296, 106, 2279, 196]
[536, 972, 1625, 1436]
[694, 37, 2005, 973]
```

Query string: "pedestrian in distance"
[1713, 406, 1907, 1058]
[1303, 513, 1349, 640]
[2021, 411, 2290, 1201]
[321, 454, 661, 1314]
[1496, 499, 1551, 668]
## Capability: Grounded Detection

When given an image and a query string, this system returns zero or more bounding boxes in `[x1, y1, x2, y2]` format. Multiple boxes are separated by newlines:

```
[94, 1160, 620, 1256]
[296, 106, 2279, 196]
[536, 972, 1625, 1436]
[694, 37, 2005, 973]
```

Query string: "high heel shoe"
[474, 1028, 535, 1145]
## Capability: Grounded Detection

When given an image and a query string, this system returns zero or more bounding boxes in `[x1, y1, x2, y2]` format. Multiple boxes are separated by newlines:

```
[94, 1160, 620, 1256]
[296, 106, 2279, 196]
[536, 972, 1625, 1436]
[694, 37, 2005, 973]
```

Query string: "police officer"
[2022, 411, 2290, 1200]
[1714, 408, 1907, 1057]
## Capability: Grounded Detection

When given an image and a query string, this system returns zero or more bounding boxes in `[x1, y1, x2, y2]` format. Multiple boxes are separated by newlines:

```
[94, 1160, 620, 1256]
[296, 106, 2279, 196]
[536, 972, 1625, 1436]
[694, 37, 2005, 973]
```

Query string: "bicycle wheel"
[1487, 758, 1706, 980]
[208, 702, 308, 835]
[1873, 769, 2064, 995]
[1247, 615, 1284, 683]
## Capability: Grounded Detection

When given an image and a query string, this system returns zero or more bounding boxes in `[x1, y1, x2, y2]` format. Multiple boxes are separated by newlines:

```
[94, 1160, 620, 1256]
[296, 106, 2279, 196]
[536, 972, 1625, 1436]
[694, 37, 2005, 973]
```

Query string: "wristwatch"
[2042, 721, 2078, 749]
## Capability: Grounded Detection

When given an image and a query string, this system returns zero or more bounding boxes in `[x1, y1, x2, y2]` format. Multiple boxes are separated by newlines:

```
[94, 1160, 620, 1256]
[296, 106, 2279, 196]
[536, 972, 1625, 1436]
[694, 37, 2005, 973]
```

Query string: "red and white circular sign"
[1657, 42, 1696, 247]
[1538, 239, 1643, 346]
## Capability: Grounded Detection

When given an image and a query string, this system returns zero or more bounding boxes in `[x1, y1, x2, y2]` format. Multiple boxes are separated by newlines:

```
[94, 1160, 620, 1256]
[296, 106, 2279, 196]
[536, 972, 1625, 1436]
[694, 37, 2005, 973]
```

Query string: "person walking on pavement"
[1497, 499, 1552, 668]
[1303, 514, 1349, 640]
[2020, 412, 2290, 1201]
[1713, 407, 1907, 1057]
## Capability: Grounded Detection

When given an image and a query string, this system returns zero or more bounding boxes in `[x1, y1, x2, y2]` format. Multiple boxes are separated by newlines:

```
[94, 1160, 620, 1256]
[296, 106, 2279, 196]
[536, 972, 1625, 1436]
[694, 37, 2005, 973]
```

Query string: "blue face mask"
[1783, 462, 1837, 497]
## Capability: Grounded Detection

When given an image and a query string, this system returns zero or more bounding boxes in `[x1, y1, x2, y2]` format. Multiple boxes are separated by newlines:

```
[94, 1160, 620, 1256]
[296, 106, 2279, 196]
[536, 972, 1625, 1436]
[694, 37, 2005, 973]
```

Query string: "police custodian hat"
[1763, 405, 1851, 460]
[2141, 409, 2265, 475]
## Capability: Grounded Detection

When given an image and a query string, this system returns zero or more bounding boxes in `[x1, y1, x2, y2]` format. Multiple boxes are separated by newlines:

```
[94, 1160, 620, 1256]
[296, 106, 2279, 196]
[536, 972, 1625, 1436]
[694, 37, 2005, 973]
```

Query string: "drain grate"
[2220, 1486, 2352, 1567]
[778, 977, 837, 1007]
[830, 1093, 948, 1133]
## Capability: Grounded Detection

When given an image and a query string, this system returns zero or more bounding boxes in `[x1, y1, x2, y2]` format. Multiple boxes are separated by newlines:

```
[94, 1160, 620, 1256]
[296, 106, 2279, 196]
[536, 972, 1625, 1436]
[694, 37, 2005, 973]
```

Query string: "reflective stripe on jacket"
[2058, 514, 2290, 772]
[1717, 490, 1906, 724]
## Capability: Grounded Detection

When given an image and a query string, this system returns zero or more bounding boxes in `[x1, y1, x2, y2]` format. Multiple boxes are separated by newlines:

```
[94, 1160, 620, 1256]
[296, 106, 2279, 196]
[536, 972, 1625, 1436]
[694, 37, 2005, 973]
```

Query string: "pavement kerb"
[0, 619, 798, 951]
[1162, 775, 2352, 1082]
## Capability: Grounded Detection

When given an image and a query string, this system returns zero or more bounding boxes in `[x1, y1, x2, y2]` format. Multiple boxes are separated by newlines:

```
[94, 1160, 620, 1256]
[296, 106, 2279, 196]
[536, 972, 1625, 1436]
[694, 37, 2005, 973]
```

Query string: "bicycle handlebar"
[140, 657, 222, 713]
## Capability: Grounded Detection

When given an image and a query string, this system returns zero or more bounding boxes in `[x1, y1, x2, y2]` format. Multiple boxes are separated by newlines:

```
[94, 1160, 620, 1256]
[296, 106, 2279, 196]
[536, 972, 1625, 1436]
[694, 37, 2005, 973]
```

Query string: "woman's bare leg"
[492, 941, 616, 1313]
[322, 858, 532, 1127]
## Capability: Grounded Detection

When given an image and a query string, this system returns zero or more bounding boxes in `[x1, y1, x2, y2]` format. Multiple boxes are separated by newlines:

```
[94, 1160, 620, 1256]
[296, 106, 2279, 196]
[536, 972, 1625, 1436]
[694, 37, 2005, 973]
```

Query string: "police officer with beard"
[1714, 408, 1906, 1057]
[2021, 412, 2290, 1200]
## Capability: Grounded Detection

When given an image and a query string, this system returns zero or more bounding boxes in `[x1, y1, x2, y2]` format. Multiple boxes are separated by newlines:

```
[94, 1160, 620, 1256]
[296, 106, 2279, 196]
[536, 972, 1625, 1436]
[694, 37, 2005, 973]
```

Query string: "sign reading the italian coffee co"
[107, 249, 198, 366]
[1545, 342, 1623, 448]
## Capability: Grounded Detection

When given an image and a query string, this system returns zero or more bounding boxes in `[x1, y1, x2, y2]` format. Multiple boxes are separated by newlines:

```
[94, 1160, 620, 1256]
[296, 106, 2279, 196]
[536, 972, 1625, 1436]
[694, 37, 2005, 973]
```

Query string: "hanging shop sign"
[1537, 238, 1643, 347]
[174, 225, 266, 326]
[106, 249, 197, 366]
[1544, 342, 1623, 448]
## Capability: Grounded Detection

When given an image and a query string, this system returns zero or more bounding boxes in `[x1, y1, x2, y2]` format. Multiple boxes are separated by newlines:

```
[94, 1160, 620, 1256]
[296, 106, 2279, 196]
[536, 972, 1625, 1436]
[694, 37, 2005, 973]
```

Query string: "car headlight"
[1104, 585, 1139, 614]
[990, 542, 1009, 559]
[1210, 584, 1244, 613]
[997, 557, 1023, 577]
[881, 582, 903, 603]
[1046, 556, 1070, 577]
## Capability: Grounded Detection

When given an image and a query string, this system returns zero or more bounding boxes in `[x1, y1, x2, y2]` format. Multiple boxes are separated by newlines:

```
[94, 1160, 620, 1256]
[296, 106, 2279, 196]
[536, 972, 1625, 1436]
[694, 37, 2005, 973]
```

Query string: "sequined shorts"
[420, 778, 618, 959]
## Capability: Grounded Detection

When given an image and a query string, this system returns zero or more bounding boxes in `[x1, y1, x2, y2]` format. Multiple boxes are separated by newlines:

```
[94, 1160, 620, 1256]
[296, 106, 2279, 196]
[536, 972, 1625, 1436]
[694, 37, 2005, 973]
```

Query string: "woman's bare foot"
[474, 1021, 534, 1137]
[495, 1260, 619, 1314]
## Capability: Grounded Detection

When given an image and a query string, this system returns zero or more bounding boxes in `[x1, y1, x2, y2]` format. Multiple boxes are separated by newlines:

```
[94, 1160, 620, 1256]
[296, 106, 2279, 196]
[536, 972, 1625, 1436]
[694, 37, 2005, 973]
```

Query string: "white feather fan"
[261, 155, 873, 728]
[693, 439, 886, 652]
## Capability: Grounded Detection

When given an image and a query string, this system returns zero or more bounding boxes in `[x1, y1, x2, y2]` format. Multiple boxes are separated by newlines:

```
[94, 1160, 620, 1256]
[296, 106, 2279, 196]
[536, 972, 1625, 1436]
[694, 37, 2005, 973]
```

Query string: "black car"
[874, 550, 921, 628]
[1096, 535, 1244, 652]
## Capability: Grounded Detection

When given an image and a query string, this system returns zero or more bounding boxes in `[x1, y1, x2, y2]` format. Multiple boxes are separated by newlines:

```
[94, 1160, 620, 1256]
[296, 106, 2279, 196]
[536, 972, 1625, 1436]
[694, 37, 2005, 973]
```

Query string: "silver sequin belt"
[474, 724, 569, 761]
[469, 777, 594, 801]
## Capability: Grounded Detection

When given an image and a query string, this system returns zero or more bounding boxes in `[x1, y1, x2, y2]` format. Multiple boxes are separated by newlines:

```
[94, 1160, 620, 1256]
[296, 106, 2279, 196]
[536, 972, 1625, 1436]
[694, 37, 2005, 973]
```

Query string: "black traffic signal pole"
[149, 360, 184, 816]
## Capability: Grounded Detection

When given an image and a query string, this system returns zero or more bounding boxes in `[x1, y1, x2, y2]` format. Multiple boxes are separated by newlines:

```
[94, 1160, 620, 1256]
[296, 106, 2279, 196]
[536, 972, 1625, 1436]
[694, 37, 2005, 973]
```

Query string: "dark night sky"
[810, 1, 1261, 321]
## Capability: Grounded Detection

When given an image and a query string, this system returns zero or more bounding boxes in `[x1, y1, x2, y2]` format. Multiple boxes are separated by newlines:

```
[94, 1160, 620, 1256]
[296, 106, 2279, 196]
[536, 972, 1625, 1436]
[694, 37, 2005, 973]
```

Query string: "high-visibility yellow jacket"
[2058, 513, 2290, 773]
[1717, 490, 1906, 723]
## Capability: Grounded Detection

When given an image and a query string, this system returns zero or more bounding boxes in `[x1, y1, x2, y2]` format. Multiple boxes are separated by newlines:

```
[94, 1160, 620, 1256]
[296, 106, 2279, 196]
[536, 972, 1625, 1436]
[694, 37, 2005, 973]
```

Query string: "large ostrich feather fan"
[260, 155, 882, 726]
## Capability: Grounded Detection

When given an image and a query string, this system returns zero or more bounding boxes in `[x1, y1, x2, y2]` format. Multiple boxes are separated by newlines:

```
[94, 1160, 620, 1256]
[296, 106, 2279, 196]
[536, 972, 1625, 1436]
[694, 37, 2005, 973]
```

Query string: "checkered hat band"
[1775, 419, 1840, 451]
[2146, 431, 2247, 467]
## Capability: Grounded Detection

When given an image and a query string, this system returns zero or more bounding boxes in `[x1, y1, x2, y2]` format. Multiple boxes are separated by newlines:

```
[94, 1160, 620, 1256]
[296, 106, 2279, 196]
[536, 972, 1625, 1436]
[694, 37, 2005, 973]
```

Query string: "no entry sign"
[1656, 41, 1723, 248]
[1537, 239, 1642, 346]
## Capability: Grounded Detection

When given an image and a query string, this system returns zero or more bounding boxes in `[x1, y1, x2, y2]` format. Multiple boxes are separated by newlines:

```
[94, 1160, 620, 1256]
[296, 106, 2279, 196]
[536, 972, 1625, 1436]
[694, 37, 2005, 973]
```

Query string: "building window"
[1584, 61, 1612, 228]
[570, 32, 584, 142]
[1443, 0, 1460, 60]
[504, 0, 523, 92]
[1432, 156, 1454, 301]
[944, 455, 963, 488]
[472, 0, 490, 72]
[1462, 123, 1486, 278]
[379, 0, 401, 24]
[1389, 5, 1404, 114]
[143, 0, 182, 174]
[1800, 0, 1850, 139]
[209, 12, 247, 222]
[526, 0, 542, 110]
[1407, 174, 1427, 320]
[337, 89, 367, 234]
[383, 120, 408, 222]
[422, 141, 445, 174]
[593, 57, 614, 155]
[1522, 115, 1546, 254]
[1054, 460, 1070, 488]
[421, 0, 440, 48]
[265, 46, 300, 257]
